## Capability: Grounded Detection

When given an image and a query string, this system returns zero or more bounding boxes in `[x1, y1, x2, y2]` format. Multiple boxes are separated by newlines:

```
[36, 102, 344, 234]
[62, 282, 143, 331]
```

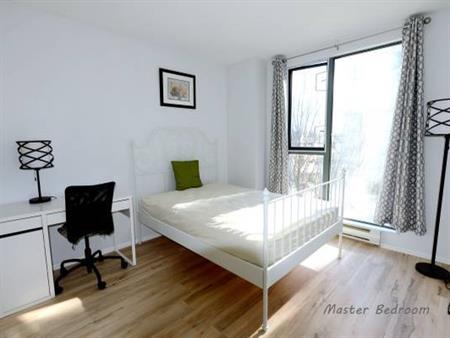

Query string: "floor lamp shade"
[16, 140, 54, 204]
[415, 98, 450, 281]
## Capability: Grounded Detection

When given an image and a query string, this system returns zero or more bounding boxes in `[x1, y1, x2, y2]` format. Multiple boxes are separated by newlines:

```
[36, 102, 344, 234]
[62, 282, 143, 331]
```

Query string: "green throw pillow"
[171, 160, 203, 191]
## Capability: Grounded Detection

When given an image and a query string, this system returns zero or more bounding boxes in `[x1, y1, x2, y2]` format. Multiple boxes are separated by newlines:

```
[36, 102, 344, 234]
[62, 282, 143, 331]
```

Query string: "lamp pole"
[415, 99, 450, 281]
[35, 169, 43, 200]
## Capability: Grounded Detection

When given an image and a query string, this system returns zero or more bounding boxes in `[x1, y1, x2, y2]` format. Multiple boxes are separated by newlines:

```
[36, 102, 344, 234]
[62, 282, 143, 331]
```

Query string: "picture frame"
[159, 68, 196, 109]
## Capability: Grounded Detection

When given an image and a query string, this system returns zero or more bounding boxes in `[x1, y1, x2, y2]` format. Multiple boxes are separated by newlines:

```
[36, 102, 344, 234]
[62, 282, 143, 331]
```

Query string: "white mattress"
[139, 183, 339, 267]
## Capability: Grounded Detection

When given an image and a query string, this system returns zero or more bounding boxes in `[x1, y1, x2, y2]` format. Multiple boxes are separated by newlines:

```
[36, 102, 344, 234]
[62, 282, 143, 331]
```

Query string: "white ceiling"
[15, 0, 450, 65]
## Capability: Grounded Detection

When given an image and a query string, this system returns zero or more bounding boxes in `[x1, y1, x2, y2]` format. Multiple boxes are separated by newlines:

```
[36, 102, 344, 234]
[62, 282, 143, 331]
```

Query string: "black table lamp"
[415, 98, 450, 281]
[17, 140, 54, 204]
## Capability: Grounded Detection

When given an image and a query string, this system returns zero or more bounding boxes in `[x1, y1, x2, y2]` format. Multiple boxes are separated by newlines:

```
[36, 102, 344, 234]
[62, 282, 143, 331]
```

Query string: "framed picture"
[159, 68, 196, 109]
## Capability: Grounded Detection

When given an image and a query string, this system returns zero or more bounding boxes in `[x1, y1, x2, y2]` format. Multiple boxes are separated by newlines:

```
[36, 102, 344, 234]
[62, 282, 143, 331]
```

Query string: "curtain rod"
[287, 16, 431, 61]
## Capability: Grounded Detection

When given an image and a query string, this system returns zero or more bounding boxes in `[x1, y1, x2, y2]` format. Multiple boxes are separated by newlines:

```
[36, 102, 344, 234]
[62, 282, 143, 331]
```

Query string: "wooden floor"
[1, 237, 449, 338]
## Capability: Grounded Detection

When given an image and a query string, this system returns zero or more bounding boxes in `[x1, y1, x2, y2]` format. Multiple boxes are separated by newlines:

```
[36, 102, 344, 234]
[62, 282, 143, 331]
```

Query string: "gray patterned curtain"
[374, 15, 426, 235]
[268, 55, 289, 194]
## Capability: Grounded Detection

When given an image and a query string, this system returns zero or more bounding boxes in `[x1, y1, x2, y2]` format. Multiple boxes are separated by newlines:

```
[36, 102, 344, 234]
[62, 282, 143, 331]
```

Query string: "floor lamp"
[415, 98, 450, 281]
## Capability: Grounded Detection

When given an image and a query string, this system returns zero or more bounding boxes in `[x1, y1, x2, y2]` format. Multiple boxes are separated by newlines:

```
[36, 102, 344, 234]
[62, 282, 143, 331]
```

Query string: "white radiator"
[343, 221, 380, 245]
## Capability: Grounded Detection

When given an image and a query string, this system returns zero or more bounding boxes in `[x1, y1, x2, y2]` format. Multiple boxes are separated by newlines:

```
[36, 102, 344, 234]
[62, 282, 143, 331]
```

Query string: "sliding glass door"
[288, 42, 402, 225]
[331, 43, 402, 223]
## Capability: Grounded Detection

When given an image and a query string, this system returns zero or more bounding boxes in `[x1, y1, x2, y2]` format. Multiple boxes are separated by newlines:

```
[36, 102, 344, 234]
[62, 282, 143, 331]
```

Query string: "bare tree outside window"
[289, 65, 327, 192]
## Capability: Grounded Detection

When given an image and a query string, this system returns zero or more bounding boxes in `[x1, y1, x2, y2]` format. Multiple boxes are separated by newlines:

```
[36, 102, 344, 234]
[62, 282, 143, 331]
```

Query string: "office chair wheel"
[121, 260, 128, 269]
[55, 284, 63, 295]
[97, 281, 107, 290]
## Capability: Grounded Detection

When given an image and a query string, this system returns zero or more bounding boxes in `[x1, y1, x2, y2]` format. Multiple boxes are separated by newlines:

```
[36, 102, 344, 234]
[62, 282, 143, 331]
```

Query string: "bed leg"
[262, 286, 269, 332]
[338, 231, 343, 259]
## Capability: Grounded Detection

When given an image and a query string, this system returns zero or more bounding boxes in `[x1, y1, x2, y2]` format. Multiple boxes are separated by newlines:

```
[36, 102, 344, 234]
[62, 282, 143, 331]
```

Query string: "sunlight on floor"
[18, 298, 84, 325]
[256, 244, 341, 335]
[300, 244, 339, 271]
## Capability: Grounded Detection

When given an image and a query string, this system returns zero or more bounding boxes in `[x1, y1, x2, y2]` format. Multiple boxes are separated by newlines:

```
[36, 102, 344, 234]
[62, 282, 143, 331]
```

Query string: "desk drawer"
[45, 199, 130, 225]
[0, 217, 42, 237]
[112, 199, 130, 212]
[46, 212, 66, 226]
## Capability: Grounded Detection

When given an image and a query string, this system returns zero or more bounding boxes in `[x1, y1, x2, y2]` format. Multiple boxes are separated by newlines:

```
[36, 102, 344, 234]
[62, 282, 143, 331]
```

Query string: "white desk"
[0, 195, 136, 318]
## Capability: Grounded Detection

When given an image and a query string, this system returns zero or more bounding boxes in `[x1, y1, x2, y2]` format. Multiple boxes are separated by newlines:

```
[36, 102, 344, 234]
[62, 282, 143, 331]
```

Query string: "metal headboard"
[131, 128, 218, 203]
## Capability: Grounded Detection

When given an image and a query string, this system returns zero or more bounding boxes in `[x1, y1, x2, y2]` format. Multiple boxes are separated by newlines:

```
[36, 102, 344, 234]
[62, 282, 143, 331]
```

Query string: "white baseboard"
[52, 233, 160, 271]
[137, 232, 160, 244]
[380, 243, 450, 265]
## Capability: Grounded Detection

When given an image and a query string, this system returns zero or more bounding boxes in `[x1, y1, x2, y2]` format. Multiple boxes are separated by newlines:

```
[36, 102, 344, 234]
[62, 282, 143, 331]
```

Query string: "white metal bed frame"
[132, 129, 345, 332]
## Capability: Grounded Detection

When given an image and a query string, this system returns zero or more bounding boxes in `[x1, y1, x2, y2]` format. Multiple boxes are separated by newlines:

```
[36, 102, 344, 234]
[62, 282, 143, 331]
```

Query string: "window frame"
[287, 41, 402, 226]
[287, 62, 332, 186]
[287, 62, 329, 153]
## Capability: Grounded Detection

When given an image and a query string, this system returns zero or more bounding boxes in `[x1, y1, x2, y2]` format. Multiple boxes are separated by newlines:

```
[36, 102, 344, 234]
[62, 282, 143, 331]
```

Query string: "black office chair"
[54, 182, 128, 295]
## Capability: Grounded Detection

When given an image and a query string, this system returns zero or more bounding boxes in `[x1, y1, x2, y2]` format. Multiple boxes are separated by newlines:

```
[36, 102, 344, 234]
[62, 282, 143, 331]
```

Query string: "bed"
[132, 129, 345, 332]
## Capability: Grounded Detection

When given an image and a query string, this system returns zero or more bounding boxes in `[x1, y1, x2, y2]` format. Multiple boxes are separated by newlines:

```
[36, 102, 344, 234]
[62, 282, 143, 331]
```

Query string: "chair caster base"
[260, 325, 269, 334]
[97, 281, 107, 290]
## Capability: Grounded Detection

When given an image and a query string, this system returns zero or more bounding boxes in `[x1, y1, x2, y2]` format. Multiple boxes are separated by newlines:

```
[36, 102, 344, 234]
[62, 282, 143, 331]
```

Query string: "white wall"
[0, 4, 228, 266]
[227, 58, 266, 189]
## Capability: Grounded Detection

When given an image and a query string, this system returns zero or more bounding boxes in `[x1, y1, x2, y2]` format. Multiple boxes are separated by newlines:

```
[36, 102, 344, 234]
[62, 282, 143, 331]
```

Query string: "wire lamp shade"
[16, 140, 54, 204]
[17, 140, 54, 169]
[415, 98, 450, 282]
[425, 98, 450, 136]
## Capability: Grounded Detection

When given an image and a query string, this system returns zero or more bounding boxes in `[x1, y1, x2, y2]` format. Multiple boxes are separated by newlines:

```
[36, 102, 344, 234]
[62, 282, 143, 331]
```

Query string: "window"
[288, 42, 402, 225]
[288, 63, 330, 192]
[289, 64, 327, 149]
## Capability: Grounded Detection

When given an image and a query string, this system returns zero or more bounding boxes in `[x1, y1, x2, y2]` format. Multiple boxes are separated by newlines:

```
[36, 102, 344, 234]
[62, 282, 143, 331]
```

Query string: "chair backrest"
[64, 181, 115, 244]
